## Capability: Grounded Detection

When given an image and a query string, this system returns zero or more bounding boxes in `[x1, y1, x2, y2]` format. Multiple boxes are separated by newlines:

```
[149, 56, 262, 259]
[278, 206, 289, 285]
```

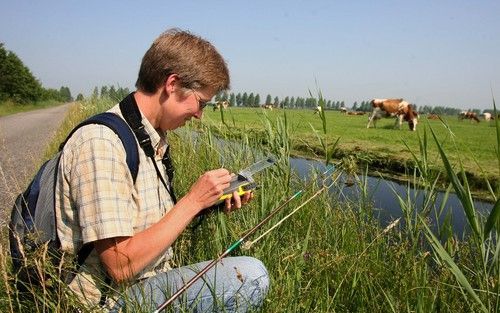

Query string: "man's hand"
[223, 190, 254, 213]
[184, 168, 232, 213]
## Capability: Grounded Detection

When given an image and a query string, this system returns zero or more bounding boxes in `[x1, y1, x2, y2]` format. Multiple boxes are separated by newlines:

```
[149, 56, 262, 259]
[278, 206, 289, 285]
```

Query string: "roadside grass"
[0, 100, 66, 117]
[0, 97, 498, 312]
[201, 108, 499, 199]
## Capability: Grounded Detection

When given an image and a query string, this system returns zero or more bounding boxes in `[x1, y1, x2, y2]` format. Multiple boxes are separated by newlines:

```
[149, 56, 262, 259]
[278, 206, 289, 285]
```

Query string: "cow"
[313, 105, 323, 114]
[340, 107, 348, 114]
[213, 100, 229, 111]
[261, 104, 274, 110]
[482, 112, 492, 121]
[366, 98, 418, 131]
[347, 111, 365, 116]
[458, 111, 480, 123]
[427, 114, 440, 120]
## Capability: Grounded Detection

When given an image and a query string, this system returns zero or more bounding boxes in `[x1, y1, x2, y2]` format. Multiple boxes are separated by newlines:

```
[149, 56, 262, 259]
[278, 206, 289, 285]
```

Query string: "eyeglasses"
[190, 89, 210, 111]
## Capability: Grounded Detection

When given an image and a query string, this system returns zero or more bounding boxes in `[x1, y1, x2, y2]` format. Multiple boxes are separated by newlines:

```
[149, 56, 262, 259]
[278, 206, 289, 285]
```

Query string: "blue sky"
[1, 0, 499, 110]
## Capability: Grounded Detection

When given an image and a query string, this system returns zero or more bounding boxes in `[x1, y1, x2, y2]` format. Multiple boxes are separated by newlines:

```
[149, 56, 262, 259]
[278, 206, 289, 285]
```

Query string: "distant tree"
[242, 92, 248, 106]
[290, 96, 295, 108]
[283, 96, 290, 108]
[352, 101, 358, 111]
[235, 93, 242, 106]
[59, 86, 72, 102]
[296, 97, 305, 108]
[41, 88, 62, 101]
[108, 85, 117, 101]
[359, 101, 370, 112]
[116, 86, 130, 99]
[254, 94, 260, 106]
[273, 96, 279, 107]
[100, 86, 108, 98]
[265, 94, 272, 105]
[0, 43, 43, 103]
[76, 93, 84, 101]
[248, 93, 255, 107]
[229, 93, 236, 106]
[92, 87, 99, 99]
[305, 97, 317, 108]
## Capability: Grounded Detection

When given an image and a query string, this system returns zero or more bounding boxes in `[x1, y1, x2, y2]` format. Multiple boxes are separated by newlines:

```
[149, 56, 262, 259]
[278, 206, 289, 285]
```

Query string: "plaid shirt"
[55, 104, 175, 306]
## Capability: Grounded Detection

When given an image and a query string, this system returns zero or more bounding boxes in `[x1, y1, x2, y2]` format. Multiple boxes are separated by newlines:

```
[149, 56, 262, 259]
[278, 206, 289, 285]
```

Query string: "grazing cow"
[427, 114, 440, 120]
[458, 111, 480, 122]
[366, 98, 418, 131]
[313, 105, 323, 114]
[261, 104, 274, 110]
[340, 107, 348, 114]
[347, 111, 365, 116]
[213, 100, 229, 111]
[482, 112, 492, 121]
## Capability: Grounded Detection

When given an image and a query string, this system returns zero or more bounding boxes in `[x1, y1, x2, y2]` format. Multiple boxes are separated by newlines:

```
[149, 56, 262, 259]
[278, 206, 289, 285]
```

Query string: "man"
[55, 29, 269, 312]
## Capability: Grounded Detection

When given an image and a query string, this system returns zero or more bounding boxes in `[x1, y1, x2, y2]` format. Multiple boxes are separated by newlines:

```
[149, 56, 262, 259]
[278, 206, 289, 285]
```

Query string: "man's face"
[159, 86, 214, 131]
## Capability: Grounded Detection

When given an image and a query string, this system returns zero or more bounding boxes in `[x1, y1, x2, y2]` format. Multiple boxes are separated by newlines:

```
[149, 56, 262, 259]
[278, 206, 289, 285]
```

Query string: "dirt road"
[0, 104, 71, 221]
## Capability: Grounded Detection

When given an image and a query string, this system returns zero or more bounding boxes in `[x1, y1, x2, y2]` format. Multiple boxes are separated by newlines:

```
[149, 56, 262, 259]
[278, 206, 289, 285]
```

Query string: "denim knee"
[236, 256, 270, 301]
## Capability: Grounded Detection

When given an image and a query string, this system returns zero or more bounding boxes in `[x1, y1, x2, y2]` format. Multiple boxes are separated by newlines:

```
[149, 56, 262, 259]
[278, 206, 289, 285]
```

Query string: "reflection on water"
[290, 157, 493, 237]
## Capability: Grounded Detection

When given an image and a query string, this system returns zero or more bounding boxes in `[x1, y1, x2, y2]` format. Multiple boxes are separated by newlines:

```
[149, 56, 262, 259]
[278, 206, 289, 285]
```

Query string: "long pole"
[153, 166, 335, 313]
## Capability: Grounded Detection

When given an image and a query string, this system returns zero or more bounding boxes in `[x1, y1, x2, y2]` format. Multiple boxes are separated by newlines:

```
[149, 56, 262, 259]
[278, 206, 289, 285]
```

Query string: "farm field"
[2, 98, 499, 312]
[200, 107, 499, 199]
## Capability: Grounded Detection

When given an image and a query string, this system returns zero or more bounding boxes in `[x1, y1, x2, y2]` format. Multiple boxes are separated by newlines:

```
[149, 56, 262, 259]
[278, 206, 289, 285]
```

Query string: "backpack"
[9, 112, 139, 288]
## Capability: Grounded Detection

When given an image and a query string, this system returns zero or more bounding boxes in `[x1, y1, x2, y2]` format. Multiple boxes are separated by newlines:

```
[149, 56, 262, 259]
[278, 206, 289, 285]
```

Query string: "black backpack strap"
[119, 93, 177, 203]
[60, 112, 139, 183]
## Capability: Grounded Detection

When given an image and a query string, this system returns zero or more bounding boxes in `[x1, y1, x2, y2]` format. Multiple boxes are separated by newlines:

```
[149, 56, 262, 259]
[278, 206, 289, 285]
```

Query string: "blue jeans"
[109, 256, 269, 313]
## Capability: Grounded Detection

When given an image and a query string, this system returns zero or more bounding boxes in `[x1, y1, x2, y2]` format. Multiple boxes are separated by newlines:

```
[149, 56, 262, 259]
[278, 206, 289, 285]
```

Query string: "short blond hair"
[136, 28, 230, 93]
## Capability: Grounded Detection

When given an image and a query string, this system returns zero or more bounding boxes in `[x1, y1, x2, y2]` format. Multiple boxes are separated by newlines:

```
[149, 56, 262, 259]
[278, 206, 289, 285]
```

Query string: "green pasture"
[200, 107, 499, 197]
[1, 97, 499, 312]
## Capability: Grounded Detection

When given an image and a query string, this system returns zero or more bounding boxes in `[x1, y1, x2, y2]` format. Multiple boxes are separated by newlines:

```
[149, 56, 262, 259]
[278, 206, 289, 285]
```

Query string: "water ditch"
[178, 129, 493, 238]
[291, 157, 493, 238]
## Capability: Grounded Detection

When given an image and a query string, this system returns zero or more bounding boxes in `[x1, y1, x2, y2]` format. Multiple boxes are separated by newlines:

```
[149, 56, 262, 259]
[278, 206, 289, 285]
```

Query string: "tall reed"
[416, 99, 500, 312]
[2, 97, 499, 312]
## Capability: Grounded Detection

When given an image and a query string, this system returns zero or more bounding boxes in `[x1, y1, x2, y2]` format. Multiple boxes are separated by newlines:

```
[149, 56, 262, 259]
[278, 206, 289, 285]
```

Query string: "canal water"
[179, 129, 493, 237]
[290, 157, 494, 238]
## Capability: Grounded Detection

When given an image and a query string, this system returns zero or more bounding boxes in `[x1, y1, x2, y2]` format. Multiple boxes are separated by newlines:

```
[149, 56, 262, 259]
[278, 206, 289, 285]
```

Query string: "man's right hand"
[183, 168, 232, 213]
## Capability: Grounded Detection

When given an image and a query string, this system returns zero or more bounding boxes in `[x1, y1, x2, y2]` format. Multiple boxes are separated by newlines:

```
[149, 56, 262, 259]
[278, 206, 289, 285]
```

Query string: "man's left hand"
[224, 190, 254, 213]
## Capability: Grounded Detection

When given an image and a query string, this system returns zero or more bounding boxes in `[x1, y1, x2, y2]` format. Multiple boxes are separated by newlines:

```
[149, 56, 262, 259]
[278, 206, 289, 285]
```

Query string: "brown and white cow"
[213, 100, 229, 111]
[366, 98, 418, 131]
[458, 111, 480, 122]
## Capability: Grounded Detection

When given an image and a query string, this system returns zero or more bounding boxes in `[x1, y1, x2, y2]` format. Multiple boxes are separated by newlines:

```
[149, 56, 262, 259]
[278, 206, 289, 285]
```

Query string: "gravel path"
[0, 104, 71, 222]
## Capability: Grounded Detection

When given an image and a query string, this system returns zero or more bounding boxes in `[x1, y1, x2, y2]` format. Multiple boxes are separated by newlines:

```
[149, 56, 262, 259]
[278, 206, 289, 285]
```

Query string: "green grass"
[0, 100, 65, 117]
[200, 107, 499, 199]
[1, 98, 499, 312]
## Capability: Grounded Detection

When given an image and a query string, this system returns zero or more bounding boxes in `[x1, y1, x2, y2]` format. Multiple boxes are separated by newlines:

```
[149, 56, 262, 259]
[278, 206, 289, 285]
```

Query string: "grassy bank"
[1, 98, 499, 312]
[0, 99, 67, 117]
[199, 107, 499, 200]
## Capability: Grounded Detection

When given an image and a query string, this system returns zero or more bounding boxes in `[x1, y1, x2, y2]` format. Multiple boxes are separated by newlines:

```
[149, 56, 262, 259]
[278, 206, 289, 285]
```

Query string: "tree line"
[1, 43, 492, 115]
[215, 91, 493, 115]
[0, 43, 72, 104]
